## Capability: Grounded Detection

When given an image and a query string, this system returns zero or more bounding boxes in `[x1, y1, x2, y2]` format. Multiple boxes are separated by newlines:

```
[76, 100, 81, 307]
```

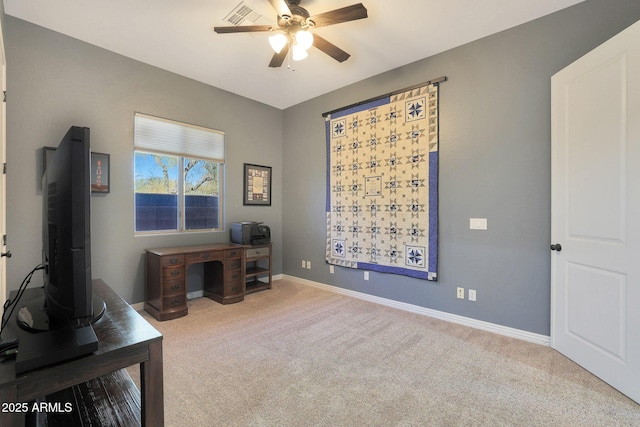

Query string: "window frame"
[133, 113, 225, 235]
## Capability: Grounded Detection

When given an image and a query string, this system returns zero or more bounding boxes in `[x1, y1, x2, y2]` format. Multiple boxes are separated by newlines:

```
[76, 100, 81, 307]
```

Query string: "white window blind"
[134, 113, 225, 162]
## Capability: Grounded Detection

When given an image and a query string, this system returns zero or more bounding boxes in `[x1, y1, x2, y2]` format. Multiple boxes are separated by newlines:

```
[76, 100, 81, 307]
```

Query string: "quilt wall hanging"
[325, 81, 441, 280]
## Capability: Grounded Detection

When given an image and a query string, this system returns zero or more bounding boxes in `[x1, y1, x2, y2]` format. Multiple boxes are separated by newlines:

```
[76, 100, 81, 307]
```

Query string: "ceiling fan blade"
[268, 0, 292, 18]
[214, 25, 274, 34]
[269, 44, 290, 68]
[309, 3, 368, 28]
[312, 34, 350, 63]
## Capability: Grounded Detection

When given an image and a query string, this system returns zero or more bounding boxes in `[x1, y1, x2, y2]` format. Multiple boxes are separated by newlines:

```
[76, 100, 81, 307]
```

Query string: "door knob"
[550, 244, 562, 252]
[1, 251, 11, 258]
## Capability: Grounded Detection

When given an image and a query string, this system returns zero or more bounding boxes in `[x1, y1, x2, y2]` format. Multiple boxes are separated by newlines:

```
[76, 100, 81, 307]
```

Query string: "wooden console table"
[0, 279, 164, 427]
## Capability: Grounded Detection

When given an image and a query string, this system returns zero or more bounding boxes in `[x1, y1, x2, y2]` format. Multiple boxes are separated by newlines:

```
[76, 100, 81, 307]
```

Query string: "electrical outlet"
[469, 289, 477, 302]
[306, 261, 311, 269]
[301, 260, 306, 269]
[329, 265, 334, 274]
[457, 287, 465, 299]
[364, 271, 369, 280]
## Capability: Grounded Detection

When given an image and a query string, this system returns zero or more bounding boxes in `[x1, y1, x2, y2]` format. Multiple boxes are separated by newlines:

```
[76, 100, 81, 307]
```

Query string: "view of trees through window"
[134, 152, 221, 232]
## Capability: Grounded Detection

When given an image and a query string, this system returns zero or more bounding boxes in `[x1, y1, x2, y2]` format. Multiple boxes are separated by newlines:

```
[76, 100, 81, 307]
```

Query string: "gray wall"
[282, 0, 640, 336]
[5, 17, 283, 303]
[4, 0, 640, 336]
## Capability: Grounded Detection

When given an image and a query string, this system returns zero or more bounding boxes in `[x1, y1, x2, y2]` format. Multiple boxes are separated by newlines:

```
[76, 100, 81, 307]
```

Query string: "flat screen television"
[42, 126, 106, 328]
[18, 126, 105, 332]
[13, 126, 106, 373]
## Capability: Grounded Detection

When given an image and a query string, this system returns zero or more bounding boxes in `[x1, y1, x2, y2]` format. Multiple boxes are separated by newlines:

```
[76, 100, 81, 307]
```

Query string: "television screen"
[12, 126, 105, 373]
[42, 126, 94, 326]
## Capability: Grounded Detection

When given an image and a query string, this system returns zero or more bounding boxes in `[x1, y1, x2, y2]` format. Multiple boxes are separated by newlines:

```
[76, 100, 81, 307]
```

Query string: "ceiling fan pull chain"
[287, 45, 295, 71]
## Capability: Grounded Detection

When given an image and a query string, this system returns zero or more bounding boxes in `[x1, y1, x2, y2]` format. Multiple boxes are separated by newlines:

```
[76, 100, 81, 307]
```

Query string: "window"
[134, 113, 224, 233]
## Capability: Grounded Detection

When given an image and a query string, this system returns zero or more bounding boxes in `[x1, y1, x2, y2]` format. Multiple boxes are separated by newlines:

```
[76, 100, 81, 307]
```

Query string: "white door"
[0, 18, 7, 317]
[551, 20, 640, 403]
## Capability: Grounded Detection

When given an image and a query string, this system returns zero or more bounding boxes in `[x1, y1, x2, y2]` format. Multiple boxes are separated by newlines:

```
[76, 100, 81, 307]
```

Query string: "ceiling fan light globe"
[268, 33, 288, 53]
[295, 30, 314, 50]
[292, 44, 309, 61]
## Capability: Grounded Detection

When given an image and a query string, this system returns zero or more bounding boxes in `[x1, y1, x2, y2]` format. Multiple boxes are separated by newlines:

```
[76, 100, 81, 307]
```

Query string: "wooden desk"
[145, 243, 245, 321]
[0, 279, 164, 427]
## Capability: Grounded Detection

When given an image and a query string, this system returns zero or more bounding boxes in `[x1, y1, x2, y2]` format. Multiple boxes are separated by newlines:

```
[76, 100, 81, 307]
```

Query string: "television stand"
[0, 280, 164, 426]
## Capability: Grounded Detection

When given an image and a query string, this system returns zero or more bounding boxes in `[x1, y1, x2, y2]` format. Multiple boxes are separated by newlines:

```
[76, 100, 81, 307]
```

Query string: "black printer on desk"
[231, 222, 271, 245]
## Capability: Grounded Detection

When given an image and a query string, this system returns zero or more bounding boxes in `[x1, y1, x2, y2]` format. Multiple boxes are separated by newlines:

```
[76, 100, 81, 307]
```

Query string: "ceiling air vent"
[223, 1, 271, 26]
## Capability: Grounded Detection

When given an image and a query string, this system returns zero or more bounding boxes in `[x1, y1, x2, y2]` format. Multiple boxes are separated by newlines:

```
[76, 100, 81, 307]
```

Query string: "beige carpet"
[131, 279, 640, 426]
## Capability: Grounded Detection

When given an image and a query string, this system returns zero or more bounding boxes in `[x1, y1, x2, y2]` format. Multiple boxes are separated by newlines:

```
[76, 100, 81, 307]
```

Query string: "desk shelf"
[246, 266, 270, 276]
[244, 244, 272, 295]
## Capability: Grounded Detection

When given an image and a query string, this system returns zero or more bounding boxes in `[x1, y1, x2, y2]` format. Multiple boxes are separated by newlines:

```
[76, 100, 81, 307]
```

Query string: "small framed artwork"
[43, 146, 57, 176]
[243, 163, 272, 206]
[91, 152, 110, 193]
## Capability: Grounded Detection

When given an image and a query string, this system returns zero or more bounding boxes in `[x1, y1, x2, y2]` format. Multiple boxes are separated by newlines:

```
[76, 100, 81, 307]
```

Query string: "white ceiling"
[4, 0, 585, 109]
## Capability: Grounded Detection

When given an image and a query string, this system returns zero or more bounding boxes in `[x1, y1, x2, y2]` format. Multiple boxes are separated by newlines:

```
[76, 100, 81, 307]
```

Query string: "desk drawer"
[225, 257, 242, 271]
[246, 247, 270, 259]
[161, 255, 184, 267]
[225, 269, 243, 283]
[162, 266, 185, 281]
[163, 279, 185, 295]
[162, 294, 186, 310]
[225, 281, 244, 296]
[186, 251, 223, 264]
[225, 248, 243, 259]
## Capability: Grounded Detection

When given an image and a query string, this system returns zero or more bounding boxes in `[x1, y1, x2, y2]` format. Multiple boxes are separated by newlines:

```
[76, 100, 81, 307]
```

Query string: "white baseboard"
[187, 290, 204, 300]
[283, 274, 551, 346]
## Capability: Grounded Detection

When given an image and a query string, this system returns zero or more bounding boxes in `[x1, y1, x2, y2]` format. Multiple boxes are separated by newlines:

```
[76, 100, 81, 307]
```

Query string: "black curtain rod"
[321, 76, 447, 118]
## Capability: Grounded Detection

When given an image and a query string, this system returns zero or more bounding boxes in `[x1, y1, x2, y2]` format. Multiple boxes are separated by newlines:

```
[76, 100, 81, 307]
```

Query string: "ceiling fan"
[214, 0, 368, 67]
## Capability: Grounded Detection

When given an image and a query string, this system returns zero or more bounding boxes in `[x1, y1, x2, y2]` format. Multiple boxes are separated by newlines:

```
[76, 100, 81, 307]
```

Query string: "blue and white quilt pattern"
[325, 83, 439, 280]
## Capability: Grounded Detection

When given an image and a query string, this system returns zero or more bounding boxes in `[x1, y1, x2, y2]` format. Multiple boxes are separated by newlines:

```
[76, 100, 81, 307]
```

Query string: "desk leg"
[140, 340, 164, 426]
[0, 386, 24, 427]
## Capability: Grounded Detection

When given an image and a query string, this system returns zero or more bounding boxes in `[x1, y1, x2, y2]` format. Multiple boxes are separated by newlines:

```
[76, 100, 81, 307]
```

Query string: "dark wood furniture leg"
[0, 385, 23, 427]
[141, 339, 164, 426]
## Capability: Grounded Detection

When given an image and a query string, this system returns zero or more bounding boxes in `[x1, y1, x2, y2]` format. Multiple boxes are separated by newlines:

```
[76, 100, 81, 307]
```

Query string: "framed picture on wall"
[43, 147, 111, 194]
[43, 146, 57, 176]
[243, 163, 271, 206]
[91, 152, 110, 193]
